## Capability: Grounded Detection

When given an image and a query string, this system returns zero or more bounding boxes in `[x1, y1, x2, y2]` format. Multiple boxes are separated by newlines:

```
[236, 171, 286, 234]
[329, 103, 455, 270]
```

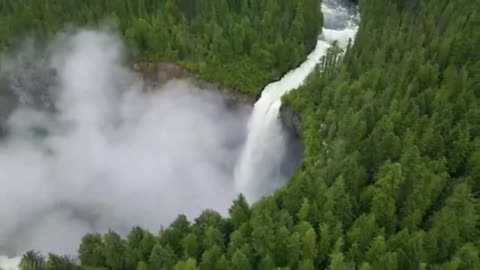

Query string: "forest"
[3, 0, 480, 269]
[0, 0, 321, 95]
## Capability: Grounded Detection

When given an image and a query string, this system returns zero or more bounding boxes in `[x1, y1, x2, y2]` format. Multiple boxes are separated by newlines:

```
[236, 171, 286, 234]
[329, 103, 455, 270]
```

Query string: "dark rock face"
[279, 103, 303, 178]
[279, 103, 302, 138]
[0, 62, 58, 136]
[5, 68, 57, 110]
[133, 61, 190, 86]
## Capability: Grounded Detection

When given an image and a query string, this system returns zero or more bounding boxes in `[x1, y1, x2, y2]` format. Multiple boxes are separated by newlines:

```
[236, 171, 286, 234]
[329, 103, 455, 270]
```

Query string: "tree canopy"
[0, 0, 322, 96]
[7, 0, 480, 269]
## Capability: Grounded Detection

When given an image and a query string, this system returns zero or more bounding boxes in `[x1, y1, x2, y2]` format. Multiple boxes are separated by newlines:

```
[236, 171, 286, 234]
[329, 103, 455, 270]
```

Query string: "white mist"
[234, 0, 359, 202]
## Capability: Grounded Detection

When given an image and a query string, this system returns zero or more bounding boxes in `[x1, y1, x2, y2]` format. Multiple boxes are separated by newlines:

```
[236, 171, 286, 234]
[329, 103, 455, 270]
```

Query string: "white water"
[0, 1, 359, 269]
[234, 0, 359, 202]
[0, 256, 21, 270]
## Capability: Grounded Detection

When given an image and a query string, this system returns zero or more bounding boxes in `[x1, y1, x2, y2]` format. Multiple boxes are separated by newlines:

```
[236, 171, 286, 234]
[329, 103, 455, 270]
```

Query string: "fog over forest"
[0, 30, 253, 256]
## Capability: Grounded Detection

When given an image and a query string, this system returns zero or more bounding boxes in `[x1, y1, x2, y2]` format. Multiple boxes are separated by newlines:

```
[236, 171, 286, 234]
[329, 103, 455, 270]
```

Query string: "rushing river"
[234, 0, 359, 202]
[0, 1, 359, 268]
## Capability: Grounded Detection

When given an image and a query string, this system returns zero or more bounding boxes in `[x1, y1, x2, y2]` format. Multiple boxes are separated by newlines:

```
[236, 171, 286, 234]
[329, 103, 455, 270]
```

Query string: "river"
[0, 0, 359, 268]
[234, 0, 359, 202]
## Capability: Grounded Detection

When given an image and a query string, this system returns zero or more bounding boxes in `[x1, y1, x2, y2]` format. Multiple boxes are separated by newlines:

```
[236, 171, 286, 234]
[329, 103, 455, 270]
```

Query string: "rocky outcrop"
[133, 62, 190, 86]
[0, 64, 57, 136]
[133, 61, 255, 105]
[279, 103, 302, 138]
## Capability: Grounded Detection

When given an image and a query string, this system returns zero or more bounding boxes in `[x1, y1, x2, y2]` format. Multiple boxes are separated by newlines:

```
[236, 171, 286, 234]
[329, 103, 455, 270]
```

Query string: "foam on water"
[0, 256, 21, 270]
[234, 0, 359, 202]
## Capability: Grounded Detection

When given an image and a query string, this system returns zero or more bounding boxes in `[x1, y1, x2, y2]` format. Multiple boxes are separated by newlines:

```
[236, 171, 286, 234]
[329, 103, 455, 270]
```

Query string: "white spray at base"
[0, 1, 359, 269]
[234, 0, 359, 202]
[0, 257, 21, 270]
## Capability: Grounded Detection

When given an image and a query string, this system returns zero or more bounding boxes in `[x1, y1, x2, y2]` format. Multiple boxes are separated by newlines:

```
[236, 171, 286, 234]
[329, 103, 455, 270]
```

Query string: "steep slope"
[281, 0, 479, 268]
[235, 0, 358, 202]
[9, 0, 480, 269]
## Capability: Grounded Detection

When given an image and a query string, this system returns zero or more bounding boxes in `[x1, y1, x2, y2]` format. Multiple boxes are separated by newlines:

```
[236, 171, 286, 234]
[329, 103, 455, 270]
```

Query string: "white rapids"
[0, 256, 21, 270]
[234, 0, 360, 202]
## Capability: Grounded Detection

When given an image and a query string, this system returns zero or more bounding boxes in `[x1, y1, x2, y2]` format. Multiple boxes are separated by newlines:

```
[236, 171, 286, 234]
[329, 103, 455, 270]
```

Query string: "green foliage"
[0, 0, 322, 96]
[135, 261, 147, 270]
[19, 251, 45, 270]
[149, 244, 177, 270]
[228, 194, 251, 228]
[78, 234, 105, 268]
[231, 249, 251, 270]
[103, 231, 127, 270]
[19, 251, 78, 270]
[173, 258, 197, 270]
[16, 0, 480, 269]
[281, 0, 479, 268]
[125, 227, 155, 268]
[44, 254, 79, 270]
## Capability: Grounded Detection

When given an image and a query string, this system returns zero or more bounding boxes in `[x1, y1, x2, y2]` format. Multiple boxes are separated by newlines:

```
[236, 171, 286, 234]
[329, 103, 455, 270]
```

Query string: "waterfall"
[234, 0, 360, 202]
[0, 256, 21, 270]
[0, 1, 360, 269]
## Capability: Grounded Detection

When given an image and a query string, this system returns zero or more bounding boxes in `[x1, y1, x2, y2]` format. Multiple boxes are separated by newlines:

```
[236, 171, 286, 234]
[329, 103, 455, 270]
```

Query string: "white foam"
[0, 256, 21, 270]
[0, 1, 361, 268]
[234, 0, 360, 202]
[322, 27, 358, 48]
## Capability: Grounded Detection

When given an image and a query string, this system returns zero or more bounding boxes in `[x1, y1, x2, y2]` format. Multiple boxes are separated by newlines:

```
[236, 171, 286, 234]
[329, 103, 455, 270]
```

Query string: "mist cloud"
[0, 30, 250, 256]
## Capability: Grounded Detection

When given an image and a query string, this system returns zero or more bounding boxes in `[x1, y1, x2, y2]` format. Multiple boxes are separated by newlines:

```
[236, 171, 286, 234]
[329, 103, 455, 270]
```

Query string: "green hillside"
[0, 0, 321, 96]
[8, 0, 480, 269]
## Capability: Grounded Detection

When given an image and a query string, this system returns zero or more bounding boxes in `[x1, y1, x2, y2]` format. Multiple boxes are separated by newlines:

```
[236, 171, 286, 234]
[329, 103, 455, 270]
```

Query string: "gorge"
[2, 0, 477, 268]
[0, 1, 357, 268]
[234, 0, 359, 202]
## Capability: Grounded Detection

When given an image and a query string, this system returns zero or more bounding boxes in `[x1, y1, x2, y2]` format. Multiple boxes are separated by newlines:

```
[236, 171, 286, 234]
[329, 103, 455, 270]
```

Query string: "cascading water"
[0, 1, 359, 269]
[234, 0, 360, 202]
[0, 257, 21, 270]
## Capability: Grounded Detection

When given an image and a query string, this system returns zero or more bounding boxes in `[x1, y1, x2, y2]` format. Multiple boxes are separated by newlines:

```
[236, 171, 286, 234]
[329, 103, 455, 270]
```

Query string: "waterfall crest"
[234, 0, 360, 202]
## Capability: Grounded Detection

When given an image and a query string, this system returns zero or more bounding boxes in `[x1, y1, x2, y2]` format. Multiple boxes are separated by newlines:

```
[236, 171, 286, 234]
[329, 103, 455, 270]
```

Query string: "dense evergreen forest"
[0, 0, 321, 95]
[6, 0, 480, 269]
